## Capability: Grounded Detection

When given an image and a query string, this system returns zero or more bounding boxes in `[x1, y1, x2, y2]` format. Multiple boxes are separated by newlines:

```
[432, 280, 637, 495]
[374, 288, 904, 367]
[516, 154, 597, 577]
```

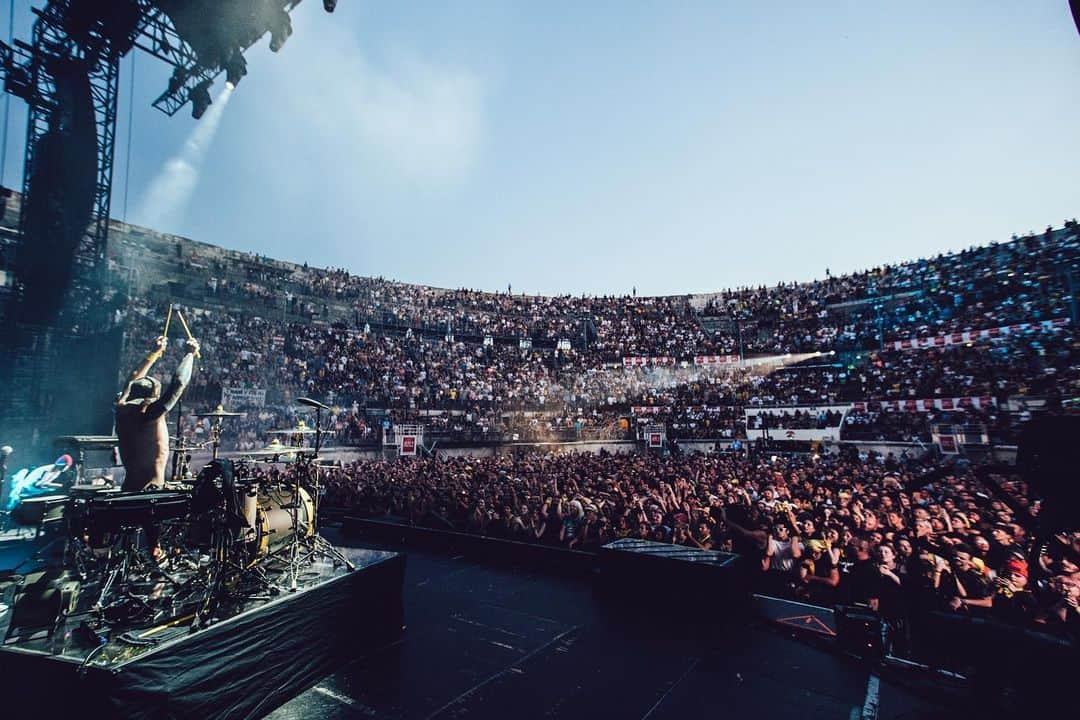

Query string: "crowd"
[106, 218, 1077, 448]
[89, 200, 1080, 652]
[322, 447, 1079, 640]
[747, 409, 844, 430]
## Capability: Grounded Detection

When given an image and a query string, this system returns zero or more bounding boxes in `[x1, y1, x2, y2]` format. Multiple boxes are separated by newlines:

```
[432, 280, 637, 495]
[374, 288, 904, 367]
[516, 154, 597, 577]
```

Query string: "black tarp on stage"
[0, 549, 404, 720]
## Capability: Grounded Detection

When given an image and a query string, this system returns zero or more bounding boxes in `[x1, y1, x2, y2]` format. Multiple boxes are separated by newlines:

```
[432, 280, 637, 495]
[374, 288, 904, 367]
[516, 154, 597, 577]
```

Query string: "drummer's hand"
[184, 338, 201, 357]
[152, 336, 168, 355]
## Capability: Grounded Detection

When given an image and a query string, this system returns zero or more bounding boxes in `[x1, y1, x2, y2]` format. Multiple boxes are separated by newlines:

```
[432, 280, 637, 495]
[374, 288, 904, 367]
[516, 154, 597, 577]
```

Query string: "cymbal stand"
[295, 457, 354, 571]
[268, 402, 355, 592]
[208, 416, 224, 461]
[171, 400, 186, 482]
[304, 405, 353, 569]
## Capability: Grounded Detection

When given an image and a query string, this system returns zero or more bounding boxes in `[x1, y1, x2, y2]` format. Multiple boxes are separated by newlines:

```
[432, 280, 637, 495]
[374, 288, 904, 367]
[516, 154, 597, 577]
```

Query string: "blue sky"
[2, 1, 1079, 295]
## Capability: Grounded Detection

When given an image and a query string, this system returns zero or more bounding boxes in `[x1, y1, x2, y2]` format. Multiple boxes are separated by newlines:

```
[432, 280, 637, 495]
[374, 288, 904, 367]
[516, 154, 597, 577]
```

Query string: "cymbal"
[297, 396, 330, 410]
[54, 435, 119, 449]
[168, 441, 209, 452]
[244, 439, 298, 457]
[266, 427, 317, 435]
[195, 405, 246, 418]
[243, 448, 298, 458]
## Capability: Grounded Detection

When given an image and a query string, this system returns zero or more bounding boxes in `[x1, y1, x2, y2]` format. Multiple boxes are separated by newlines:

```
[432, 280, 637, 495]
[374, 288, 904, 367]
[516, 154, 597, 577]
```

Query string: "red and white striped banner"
[631, 405, 734, 415]
[693, 354, 740, 365]
[852, 396, 994, 413]
[890, 318, 1069, 351]
[622, 356, 676, 367]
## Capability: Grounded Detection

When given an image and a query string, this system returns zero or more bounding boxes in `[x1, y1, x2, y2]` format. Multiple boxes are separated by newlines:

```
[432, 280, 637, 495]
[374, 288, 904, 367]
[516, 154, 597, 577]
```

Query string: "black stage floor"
[267, 531, 947, 720]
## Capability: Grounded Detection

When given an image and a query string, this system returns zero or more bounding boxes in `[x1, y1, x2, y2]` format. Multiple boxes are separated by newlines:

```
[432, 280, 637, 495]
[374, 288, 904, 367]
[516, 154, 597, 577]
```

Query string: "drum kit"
[2, 397, 352, 643]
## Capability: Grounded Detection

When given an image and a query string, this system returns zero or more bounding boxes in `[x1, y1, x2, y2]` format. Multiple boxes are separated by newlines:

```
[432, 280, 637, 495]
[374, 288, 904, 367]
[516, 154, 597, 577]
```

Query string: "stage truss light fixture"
[189, 79, 212, 119]
[268, 8, 293, 52]
[224, 49, 247, 88]
[324, 0, 338, 12]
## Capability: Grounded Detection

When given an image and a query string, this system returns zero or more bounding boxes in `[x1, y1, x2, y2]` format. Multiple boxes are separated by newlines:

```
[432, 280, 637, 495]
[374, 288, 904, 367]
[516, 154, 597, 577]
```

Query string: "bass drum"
[249, 485, 314, 561]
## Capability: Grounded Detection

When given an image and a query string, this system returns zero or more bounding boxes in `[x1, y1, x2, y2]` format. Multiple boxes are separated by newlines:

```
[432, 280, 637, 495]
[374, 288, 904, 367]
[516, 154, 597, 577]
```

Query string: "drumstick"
[176, 308, 193, 339]
[162, 304, 173, 338]
[176, 309, 200, 357]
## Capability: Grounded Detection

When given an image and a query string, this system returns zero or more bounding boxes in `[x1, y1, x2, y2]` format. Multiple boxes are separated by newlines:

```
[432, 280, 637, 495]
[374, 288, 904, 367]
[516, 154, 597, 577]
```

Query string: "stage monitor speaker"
[834, 603, 886, 659]
[1016, 414, 1080, 524]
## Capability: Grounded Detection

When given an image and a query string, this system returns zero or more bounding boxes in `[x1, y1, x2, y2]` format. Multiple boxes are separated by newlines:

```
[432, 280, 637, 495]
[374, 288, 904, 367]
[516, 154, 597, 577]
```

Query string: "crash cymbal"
[243, 448, 299, 458]
[266, 420, 317, 435]
[195, 405, 246, 418]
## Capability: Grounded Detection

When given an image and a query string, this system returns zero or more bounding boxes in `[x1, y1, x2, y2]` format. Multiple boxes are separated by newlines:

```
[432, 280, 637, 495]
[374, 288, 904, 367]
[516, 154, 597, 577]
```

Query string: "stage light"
[268, 7, 293, 52]
[224, 50, 247, 88]
[4, 66, 31, 100]
[167, 67, 186, 95]
[189, 80, 212, 119]
[324, 0, 338, 11]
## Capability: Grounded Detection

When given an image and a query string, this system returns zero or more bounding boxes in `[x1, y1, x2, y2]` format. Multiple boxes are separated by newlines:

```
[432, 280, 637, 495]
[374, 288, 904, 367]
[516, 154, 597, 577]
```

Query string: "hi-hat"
[266, 420, 316, 435]
[296, 397, 330, 410]
[244, 439, 298, 457]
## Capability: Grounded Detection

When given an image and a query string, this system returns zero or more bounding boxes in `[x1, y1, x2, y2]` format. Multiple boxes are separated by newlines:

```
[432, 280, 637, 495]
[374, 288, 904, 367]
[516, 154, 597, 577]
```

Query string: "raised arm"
[129, 337, 167, 383]
[145, 338, 200, 419]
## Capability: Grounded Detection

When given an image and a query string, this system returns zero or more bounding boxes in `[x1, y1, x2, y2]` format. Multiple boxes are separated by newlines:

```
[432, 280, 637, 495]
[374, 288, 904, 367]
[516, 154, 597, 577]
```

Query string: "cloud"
[276, 23, 485, 185]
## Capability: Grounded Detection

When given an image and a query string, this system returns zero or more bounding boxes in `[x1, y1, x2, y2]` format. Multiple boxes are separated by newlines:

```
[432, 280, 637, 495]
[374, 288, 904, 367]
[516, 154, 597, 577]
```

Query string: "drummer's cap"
[54, 454, 73, 468]
[127, 376, 161, 401]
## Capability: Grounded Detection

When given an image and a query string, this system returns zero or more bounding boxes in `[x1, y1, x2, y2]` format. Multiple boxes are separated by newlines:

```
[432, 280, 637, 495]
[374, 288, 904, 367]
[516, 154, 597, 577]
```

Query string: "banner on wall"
[851, 396, 994, 412]
[693, 355, 740, 365]
[622, 356, 676, 367]
[221, 386, 266, 408]
[890, 318, 1069, 351]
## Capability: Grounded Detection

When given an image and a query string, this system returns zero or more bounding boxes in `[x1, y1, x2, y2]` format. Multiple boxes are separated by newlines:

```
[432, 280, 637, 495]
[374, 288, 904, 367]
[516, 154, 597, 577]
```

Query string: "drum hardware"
[90, 525, 184, 621]
[169, 427, 192, 485]
[195, 405, 245, 460]
[11, 409, 354, 641]
[271, 398, 353, 591]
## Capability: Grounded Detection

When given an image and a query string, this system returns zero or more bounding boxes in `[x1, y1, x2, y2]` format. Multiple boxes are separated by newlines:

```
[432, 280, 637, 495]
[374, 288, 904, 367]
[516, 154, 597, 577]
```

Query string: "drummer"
[4, 454, 74, 512]
[115, 334, 200, 561]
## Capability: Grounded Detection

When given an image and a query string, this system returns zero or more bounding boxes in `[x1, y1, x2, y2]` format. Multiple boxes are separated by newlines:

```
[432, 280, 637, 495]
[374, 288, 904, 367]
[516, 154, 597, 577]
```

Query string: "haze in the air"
[1, 1, 1077, 296]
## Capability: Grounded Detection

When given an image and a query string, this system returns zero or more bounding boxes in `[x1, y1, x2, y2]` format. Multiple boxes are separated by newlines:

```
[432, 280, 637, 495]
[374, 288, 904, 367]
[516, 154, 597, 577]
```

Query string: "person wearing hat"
[115, 334, 200, 561]
[4, 454, 74, 512]
[991, 555, 1037, 625]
